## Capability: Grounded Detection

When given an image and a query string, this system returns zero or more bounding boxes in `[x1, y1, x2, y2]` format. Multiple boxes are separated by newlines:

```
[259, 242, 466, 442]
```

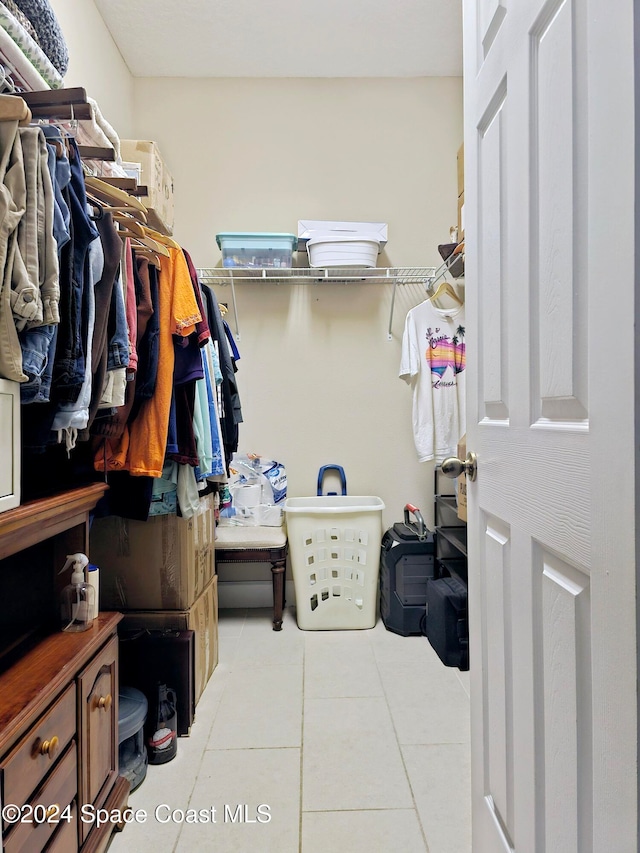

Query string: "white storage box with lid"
[284, 495, 385, 629]
[120, 139, 174, 235]
[298, 220, 387, 268]
[216, 232, 297, 268]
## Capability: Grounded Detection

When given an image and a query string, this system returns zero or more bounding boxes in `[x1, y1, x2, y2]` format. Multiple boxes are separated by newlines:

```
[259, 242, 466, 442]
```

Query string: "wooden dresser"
[0, 484, 129, 853]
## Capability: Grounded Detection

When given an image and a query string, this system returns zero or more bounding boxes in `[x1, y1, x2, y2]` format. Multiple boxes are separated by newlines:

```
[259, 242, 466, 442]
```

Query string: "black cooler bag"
[380, 504, 436, 636]
[424, 576, 469, 670]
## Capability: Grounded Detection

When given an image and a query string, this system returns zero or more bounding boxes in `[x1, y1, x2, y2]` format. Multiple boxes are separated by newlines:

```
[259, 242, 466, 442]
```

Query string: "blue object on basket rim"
[317, 465, 347, 496]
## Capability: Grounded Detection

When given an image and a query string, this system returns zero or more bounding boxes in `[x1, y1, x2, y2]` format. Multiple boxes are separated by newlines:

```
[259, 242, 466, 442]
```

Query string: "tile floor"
[109, 607, 471, 853]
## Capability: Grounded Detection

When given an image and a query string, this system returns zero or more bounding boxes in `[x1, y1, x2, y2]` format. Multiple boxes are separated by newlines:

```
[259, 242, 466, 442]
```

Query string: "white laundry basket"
[284, 495, 385, 629]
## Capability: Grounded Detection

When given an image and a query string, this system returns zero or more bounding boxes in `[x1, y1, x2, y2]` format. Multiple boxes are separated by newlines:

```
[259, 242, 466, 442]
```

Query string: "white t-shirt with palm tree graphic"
[399, 301, 466, 463]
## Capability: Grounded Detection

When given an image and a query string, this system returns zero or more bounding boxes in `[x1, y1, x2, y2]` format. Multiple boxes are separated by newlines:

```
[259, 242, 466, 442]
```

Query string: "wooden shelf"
[0, 483, 107, 561]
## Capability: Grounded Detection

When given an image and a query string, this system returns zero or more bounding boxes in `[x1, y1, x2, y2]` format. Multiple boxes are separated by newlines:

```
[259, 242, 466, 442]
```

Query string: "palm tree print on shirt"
[425, 326, 466, 377]
[454, 325, 466, 374]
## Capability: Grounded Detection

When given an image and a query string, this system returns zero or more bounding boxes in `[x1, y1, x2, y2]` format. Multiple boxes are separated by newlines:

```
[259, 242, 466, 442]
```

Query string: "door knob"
[441, 451, 477, 482]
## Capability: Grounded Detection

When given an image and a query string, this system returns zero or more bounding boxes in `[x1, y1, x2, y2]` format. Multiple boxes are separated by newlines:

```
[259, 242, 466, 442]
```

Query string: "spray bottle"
[59, 553, 95, 632]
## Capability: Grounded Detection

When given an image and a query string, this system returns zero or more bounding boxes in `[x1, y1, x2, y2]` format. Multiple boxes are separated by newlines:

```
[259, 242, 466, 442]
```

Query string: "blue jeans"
[20, 130, 71, 404]
[51, 138, 98, 405]
[20, 324, 58, 403]
[106, 269, 129, 371]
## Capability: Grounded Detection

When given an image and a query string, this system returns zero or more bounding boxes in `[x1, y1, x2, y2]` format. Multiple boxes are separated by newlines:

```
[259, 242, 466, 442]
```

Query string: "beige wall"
[132, 76, 463, 531]
[49, 0, 135, 136]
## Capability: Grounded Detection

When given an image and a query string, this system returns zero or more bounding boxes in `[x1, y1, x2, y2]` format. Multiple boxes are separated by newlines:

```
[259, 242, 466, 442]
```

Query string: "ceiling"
[94, 0, 462, 78]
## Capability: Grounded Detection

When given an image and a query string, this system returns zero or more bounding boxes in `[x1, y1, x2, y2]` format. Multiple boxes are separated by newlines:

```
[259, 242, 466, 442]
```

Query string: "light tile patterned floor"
[109, 607, 471, 853]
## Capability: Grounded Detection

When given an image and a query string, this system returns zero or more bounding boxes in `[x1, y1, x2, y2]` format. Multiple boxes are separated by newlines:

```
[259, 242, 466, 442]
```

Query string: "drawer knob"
[40, 735, 59, 757]
[98, 694, 112, 711]
[45, 804, 60, 820]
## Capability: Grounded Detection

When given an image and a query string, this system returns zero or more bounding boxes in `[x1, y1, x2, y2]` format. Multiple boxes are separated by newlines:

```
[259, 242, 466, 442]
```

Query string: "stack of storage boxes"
[90, 495, 218, 707]
[120, 139, 175, 235]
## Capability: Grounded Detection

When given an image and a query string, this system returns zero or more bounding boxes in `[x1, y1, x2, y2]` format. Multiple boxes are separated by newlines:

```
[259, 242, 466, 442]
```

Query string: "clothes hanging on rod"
[399, 298, 466, 465]
[0, 95, 241, 515]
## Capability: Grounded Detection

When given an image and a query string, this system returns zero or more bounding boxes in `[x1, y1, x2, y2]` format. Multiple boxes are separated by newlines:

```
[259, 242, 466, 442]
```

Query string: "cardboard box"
[120, 139, 174, 235]
[119, 575, 219, 705]
[90, 495, 215, 610]
[457, 433, 468, 522]
[457, 191, 465, 240]
[457, 143, 464, 197]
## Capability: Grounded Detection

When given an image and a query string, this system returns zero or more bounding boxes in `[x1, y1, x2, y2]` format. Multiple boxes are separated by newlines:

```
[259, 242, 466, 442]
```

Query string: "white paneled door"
[463, 1, 637, 851]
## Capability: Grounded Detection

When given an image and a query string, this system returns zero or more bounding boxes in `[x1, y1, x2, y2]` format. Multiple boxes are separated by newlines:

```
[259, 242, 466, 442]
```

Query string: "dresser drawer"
[2, 683, 76, 813]
[3, 741, 76, 853]
[44, 802, 77, 853]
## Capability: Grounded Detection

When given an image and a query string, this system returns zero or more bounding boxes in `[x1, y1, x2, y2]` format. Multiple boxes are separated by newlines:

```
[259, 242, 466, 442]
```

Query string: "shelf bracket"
[388, 269, 396, 341]
[228, 272, 240, 340]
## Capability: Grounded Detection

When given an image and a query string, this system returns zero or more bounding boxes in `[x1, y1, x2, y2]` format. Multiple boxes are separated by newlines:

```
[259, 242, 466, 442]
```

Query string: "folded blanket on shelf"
[3, 0, 38, 44]
[0, 0, 62, 89]
[11, 0, 67, 74]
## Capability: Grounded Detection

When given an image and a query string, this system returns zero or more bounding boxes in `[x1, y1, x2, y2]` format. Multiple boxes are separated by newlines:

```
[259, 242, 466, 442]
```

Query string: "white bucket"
[306, 236, 380, 268]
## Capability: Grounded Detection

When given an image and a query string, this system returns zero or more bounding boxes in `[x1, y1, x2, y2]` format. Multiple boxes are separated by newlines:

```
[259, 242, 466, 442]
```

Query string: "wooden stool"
[214, 526, 288, 631]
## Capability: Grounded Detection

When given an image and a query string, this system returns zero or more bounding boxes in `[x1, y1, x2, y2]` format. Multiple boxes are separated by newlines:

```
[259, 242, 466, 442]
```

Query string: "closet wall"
[44, 1, 464, 528]
[49, 0, 134, 135]
[133, 76, 463, 528]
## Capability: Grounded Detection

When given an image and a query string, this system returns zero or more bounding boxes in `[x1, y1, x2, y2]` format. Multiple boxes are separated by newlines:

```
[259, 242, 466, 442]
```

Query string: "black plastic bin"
[380, 504, 436, 636]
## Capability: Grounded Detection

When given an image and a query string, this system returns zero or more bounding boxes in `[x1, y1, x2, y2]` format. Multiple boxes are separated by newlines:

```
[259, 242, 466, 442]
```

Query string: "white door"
[463, 0, 638, 851]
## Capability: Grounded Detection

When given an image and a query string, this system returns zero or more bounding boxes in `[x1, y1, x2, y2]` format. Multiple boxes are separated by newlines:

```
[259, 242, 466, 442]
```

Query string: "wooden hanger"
[115, 220, 170, 258]
[128, 233, 170, 258]
[135, 249, 161, 269]
[84, 176, 148, 215]
[112, 216, 146, 238]
[142, 225, 181, 250]
[428, 280, 464, 307]
[218, 303, 228, 316]
[0, 94, 31, 125]
[85, 189, 148, 224]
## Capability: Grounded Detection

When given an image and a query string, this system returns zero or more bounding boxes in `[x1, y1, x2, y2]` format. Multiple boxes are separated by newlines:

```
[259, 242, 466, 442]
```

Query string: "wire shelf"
[195, 267, 437, 341]
[196, 266, 436, 285]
